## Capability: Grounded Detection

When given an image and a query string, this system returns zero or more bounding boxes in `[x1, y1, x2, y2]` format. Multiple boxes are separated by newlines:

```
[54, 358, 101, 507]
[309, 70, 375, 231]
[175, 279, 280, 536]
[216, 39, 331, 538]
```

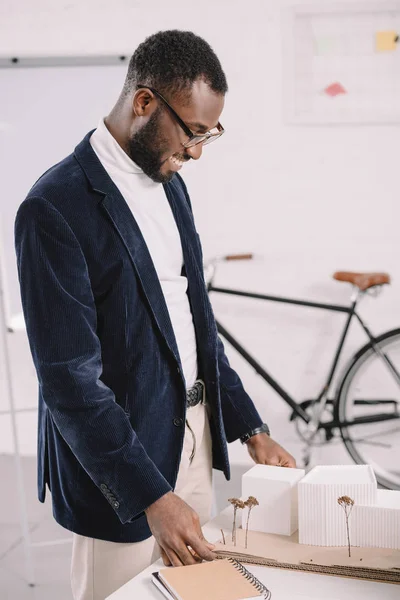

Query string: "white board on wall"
[283, 1, 400, 124]
[0, 61, 127, 312]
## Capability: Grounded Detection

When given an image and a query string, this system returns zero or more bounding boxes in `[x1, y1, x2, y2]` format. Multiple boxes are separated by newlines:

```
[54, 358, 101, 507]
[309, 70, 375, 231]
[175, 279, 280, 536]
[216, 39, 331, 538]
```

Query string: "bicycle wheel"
[336, 328, 400, 490]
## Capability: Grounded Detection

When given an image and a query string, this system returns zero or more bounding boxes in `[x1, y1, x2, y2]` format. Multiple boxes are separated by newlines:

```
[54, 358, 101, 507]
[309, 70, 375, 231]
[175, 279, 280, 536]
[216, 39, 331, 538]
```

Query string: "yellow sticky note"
[376, 31, 398, 52]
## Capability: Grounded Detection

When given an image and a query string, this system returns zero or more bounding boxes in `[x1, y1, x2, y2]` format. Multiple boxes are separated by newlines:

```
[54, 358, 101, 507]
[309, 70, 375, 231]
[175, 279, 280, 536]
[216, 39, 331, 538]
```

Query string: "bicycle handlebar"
[224, 253, 254, 261]
[204, 253, 255, 287]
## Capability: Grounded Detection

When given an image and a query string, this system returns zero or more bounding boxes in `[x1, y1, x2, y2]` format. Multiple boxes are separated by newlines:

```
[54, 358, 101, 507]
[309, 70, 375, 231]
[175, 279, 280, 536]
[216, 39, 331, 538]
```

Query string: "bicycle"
[205, 254, 400, 490]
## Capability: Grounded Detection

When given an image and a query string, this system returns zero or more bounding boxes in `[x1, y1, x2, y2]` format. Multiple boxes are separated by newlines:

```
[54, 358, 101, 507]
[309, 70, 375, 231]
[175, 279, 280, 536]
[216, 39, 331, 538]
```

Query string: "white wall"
[0, 0, 399, 455]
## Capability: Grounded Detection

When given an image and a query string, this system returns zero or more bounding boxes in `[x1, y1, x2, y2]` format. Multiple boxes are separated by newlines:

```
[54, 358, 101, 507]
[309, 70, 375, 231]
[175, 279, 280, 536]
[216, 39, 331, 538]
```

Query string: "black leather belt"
[186, 380, 205, 407]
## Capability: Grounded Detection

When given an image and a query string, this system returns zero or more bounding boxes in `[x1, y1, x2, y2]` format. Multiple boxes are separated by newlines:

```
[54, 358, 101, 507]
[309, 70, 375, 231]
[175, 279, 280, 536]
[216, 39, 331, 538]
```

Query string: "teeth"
[170, 156, 184, 167]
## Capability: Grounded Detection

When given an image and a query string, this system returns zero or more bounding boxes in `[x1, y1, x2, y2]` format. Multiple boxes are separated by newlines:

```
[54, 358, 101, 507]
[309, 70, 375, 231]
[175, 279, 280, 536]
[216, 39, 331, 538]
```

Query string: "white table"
[107, 508, 400, 599]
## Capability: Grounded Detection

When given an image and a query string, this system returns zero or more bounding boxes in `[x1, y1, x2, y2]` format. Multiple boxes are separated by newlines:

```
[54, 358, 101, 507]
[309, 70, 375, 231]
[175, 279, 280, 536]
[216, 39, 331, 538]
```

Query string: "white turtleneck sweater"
[90, 119, 198, 389]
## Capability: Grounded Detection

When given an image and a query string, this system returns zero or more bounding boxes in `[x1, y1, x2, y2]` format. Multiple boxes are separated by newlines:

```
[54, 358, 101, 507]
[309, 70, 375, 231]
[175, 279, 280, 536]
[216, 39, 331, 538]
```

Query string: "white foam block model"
[352, 489, 400, 550]
[298, 465, 377, 546]
[241, 464, 305, 536]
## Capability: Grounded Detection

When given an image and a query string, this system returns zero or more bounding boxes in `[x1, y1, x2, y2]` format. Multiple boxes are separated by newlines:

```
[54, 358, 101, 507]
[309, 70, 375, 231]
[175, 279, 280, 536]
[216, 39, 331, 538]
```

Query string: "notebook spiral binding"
[227, 557, 272, 599]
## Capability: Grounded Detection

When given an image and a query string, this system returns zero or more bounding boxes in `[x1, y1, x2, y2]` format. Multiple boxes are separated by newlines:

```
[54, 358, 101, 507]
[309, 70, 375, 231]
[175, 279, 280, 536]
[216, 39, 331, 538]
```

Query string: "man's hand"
[246, 433, 296, 468]
[145, 492, 216, 567]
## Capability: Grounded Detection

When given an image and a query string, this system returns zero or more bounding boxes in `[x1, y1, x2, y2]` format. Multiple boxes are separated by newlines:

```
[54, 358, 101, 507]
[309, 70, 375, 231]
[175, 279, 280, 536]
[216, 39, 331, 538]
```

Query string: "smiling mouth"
[168, 155, 190, 170]
[170, 156, 185, 169]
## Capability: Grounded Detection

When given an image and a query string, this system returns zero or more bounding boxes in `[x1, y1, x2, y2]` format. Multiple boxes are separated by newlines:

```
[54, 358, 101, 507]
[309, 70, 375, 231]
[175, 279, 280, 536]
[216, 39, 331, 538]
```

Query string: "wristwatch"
[240, 423, 270, 444]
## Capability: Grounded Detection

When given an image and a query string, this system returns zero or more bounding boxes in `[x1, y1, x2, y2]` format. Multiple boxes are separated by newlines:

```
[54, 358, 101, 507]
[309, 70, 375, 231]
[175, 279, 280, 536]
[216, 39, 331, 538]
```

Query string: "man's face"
[127, 80, 225, 183]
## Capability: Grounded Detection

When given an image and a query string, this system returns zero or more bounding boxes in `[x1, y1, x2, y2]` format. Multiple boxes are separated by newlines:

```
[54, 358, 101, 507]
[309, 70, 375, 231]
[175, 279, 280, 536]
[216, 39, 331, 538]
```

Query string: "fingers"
[279, 453, 297, 468]
[162, 543, 201, 567]
[266, 457, 280, 466]
[163, 548, 184, 567]
[187, 547, 203, 563]
[198, 530, 216, 551]
[161, 531, 206, 567]
[150, 500, 216, 568]
[160, 547, 172, 567]
[263, 446, 297, 468]
[188, 535, 217, 562]
[205, 541, 216, 550]
[181, 516, 216, 563]
[261, 455, 296, 468]
[174, 543, 198, 566]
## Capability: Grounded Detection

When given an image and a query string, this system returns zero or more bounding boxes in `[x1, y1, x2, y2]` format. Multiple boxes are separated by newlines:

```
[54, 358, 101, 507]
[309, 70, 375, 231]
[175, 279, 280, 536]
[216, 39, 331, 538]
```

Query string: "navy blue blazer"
[14, 132, 263, 543]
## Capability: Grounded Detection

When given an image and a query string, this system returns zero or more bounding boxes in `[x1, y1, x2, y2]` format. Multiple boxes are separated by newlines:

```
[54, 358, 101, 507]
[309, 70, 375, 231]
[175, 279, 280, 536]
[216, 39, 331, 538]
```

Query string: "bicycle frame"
[209, 283, 397, 432]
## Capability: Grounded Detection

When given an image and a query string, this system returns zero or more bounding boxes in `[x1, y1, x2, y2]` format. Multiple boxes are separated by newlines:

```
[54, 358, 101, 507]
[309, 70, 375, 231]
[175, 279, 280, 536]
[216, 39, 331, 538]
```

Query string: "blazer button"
[100, 483, 107, 491]
[173, 417, 183, 427]
[113, 501, 120, 509]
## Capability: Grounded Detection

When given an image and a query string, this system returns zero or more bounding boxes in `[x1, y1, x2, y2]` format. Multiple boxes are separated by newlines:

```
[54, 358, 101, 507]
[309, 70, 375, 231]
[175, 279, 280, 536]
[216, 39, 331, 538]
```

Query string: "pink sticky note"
[324, 82, 347, 97]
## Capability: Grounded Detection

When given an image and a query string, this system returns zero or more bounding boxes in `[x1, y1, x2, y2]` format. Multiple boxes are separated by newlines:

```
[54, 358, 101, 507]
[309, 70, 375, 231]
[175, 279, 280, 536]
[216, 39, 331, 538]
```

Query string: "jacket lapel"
[164, 178, 217, 361]
[74, 133, 181, 367]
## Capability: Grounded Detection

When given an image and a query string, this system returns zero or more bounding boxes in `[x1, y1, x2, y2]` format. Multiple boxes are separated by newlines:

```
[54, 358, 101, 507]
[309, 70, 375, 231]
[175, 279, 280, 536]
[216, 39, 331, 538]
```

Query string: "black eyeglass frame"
[136, 85, 224, 148]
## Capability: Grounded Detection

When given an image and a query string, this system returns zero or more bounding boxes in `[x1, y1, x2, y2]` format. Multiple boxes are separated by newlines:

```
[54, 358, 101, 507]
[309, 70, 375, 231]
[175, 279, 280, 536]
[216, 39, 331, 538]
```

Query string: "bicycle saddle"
[333, 271, 390, 290]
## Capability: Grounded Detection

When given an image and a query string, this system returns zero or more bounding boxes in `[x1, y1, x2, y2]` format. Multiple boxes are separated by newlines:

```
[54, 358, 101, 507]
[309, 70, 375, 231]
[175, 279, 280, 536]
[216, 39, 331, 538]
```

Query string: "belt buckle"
[187, 379, 205, 407]
[198, 379, 206, 405]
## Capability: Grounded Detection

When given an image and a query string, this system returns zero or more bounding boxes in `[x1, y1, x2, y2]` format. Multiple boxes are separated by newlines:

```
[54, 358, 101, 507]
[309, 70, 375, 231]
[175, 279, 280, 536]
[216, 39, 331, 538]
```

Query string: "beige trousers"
[70, 402, 213, 600]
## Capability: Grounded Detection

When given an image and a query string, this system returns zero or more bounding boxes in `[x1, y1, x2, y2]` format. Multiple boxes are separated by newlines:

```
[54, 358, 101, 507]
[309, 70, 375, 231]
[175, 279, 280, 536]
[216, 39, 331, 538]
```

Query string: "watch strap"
[240, 422, 270, 444]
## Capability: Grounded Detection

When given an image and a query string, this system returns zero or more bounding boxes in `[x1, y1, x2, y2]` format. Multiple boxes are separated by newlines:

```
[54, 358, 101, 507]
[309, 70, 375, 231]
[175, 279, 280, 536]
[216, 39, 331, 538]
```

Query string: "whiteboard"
[0, 63, 127, 312]
[283, 2, 400, 124]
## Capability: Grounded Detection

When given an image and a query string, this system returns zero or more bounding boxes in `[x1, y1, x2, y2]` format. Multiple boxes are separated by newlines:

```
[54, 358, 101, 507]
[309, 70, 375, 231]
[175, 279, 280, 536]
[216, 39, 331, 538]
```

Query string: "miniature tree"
[244, 496, 259, 549]
[228, 498, 245, 546]
[338, 495, 355, 557]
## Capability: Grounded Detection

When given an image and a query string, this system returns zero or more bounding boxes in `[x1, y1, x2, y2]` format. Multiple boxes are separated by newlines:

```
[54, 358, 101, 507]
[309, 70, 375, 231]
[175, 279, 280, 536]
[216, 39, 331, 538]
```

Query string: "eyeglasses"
[136, 85, 224, 148]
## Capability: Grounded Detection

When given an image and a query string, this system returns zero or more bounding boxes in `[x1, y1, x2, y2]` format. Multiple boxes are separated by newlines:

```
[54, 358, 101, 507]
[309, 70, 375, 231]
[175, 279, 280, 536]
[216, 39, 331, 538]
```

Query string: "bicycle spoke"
[342, 437, 392, 449]
[338, 329, 400, 490]
[372, 346, 400, 388]
[344, 424, 400, 446]
[357, 425, 400, 439]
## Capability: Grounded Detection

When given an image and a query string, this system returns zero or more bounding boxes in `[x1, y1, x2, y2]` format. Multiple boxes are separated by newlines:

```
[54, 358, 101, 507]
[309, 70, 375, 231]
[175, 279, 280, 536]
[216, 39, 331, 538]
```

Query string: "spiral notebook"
[152, 558, 271, 600]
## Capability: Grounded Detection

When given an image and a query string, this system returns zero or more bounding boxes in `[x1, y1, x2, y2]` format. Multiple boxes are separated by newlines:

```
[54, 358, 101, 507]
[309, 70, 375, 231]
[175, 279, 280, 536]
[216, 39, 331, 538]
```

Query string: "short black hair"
[122, 30, 228, 101]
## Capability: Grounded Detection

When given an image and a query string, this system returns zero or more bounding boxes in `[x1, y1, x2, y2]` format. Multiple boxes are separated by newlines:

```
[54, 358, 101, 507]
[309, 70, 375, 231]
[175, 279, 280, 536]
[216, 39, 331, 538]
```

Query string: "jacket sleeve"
[14, 196, 172, 524]
[216, 336, 264, 443]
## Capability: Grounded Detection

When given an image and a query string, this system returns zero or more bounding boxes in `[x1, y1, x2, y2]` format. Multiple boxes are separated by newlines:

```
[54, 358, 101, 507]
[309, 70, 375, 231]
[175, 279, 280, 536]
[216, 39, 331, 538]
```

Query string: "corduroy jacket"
[14, 131, 263, 542]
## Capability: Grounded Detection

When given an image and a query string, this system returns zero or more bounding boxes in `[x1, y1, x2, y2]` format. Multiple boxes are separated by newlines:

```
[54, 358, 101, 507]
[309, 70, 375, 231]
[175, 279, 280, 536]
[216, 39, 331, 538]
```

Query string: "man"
[15, 30, 295, 599]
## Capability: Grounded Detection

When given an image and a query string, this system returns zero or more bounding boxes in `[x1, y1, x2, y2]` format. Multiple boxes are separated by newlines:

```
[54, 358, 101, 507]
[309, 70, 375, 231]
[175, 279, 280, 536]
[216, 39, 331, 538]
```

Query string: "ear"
[132, 88, 156, 117]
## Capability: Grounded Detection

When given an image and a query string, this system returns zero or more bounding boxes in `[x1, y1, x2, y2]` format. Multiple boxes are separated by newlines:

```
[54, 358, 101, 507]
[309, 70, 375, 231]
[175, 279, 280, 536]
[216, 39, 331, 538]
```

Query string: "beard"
[127, 107, 175, 184]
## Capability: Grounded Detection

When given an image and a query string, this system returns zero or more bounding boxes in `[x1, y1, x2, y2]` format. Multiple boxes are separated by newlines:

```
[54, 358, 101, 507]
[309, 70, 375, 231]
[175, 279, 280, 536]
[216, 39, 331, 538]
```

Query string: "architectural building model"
[242, 464, 400, 550]
[298, 465, 377, 546]
[241, 464, 305, 536]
